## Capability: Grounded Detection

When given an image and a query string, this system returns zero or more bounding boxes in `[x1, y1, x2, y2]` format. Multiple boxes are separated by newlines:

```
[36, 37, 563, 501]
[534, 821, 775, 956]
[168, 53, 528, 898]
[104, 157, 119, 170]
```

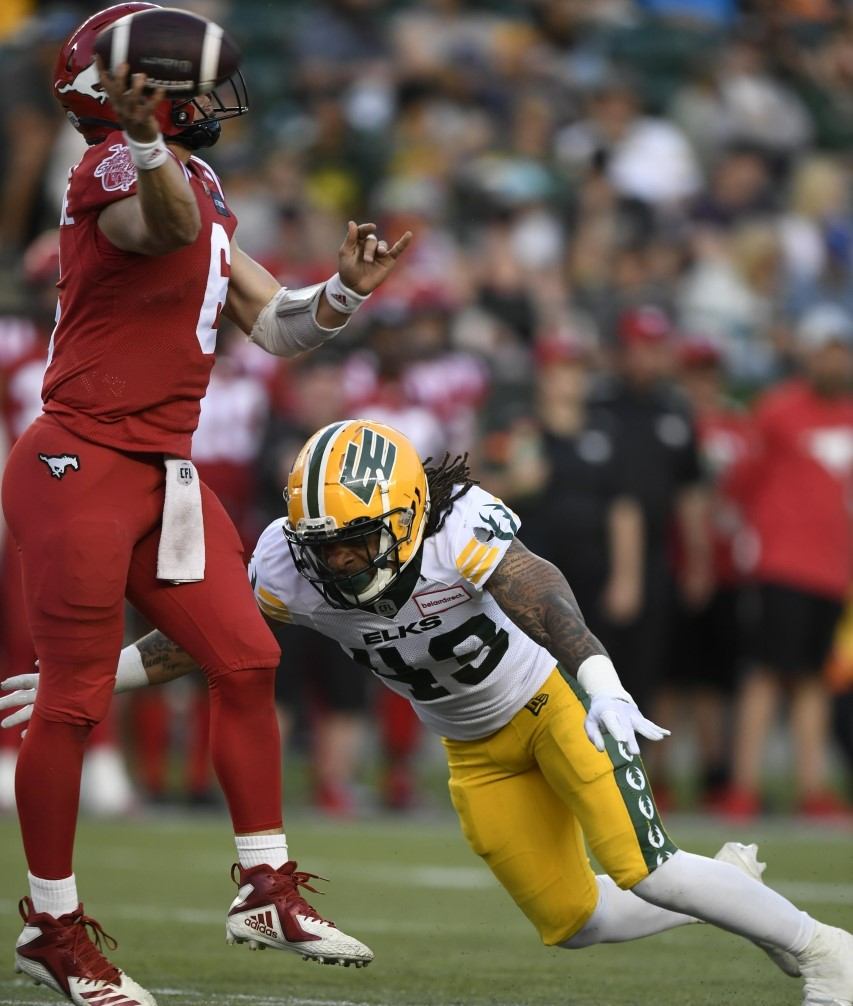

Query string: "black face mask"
[170, 118, 221, 150]
[169, 72, 249, 150]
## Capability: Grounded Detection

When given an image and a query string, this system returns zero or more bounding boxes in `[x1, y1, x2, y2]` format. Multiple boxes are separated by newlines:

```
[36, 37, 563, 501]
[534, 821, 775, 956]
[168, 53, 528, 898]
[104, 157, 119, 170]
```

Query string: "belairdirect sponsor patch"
[413, 583, 472, 617]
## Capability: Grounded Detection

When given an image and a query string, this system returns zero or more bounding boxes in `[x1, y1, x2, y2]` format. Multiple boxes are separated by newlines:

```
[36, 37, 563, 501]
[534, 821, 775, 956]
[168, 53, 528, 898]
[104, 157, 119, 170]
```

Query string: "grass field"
[0, 810, 850, 1006]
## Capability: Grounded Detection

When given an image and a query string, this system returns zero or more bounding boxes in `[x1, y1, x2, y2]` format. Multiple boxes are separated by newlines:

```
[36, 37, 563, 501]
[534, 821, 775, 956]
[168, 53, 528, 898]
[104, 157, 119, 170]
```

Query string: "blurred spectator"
[486, 334, 644, 648]
[342, 309, 447, 459]
[0, 9, 75, 270]
[291, 0, 391, 98]
[678, 220, 786, 390]
[259, 195, 341, 288]
[298, 89, 386, 218]
[723, 303, 853, 819]
[193, 323, 274, 554]
[344, 290, 490, 457]
[785, 18, 853, 151]
[689, 144, 775, 230]
[590, 306, 712, 714]
[555, 75, 702, 211]
[780, 155, 850, 290]
[781, 155, 853, 320]
[661, 333, 755, 808]
[712, 31, 812, 159]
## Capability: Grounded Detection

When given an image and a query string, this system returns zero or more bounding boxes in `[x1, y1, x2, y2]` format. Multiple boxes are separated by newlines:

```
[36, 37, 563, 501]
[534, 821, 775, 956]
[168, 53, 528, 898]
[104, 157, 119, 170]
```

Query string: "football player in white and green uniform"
[3, 419, 852, 1003]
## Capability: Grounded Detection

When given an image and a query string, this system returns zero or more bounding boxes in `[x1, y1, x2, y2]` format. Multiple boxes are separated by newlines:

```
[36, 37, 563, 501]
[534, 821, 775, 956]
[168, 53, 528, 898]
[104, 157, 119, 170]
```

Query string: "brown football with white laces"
[93, 7, 241, 98]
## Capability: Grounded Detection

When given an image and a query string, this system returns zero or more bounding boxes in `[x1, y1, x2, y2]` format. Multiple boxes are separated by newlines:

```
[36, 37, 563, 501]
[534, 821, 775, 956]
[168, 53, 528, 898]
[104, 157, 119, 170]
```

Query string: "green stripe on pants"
[559, 665, 678, 871]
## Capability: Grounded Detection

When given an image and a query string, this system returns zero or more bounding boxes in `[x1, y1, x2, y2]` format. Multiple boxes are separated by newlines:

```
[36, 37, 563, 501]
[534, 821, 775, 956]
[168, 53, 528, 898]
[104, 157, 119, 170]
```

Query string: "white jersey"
[249, 485, 556, 740]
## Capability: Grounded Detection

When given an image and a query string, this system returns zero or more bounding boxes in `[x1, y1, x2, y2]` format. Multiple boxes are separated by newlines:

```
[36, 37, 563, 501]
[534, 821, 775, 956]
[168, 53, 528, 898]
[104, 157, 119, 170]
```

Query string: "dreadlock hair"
[423, 454, 479, 539]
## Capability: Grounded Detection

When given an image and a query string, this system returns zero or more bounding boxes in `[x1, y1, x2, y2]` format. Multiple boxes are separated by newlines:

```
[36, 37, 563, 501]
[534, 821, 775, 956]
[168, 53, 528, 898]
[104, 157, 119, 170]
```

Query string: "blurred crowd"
[0, 0, 851, 821]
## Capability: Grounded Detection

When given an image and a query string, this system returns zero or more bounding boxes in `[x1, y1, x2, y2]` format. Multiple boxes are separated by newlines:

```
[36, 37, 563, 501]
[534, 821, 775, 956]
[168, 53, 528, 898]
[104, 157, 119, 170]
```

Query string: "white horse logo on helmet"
[57, 62, 107, 104]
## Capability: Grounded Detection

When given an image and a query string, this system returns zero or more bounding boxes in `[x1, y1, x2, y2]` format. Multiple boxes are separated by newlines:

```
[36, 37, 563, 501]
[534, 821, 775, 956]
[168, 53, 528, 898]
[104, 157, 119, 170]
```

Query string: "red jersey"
[735, 379, 853, 599]
[42, 132, 238, 456]
[694, 405, 755, 586]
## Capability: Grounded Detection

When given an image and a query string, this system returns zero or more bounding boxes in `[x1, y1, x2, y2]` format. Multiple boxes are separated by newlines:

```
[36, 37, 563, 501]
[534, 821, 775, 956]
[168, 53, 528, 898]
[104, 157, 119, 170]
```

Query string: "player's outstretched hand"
[96, 57, 166, 142]
[0, 672, 38, 728]
[338, 221, 413, 296]
[584, 694, 670, 756]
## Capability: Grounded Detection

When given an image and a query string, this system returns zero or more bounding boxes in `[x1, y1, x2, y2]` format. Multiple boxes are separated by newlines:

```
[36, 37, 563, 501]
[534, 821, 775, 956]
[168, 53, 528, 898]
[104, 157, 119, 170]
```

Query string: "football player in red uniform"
[0, 4, 410, 1004]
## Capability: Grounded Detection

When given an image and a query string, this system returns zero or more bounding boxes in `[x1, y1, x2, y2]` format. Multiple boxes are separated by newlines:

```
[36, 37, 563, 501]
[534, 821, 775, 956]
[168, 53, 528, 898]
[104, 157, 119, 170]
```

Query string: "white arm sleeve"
[248, 281, 346, 358]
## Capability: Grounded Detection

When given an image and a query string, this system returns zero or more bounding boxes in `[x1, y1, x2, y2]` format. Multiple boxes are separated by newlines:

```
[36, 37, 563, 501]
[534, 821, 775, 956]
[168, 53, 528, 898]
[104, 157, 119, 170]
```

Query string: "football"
[93, 7, 241, 98]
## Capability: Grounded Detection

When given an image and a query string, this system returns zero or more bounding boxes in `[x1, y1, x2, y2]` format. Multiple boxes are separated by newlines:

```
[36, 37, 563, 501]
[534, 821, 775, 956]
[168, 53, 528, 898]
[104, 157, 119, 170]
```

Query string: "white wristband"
[123, 131, 169, 170]
[115, 644, 149, 693]
[323, 272, 370, 315]
[576, 654, 631, 700]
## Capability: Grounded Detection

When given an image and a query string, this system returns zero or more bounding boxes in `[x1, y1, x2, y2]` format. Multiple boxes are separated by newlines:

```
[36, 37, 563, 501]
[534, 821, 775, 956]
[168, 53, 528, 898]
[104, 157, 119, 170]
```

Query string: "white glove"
[0, 672, 38, 728]
[584, 693, 670, 756]
[577, 654, 670, 756]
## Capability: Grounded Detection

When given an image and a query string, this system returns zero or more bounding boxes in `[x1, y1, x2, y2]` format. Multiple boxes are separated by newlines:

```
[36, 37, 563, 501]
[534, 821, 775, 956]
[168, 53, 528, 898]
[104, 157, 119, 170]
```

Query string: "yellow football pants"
[442, 666, 677, 945]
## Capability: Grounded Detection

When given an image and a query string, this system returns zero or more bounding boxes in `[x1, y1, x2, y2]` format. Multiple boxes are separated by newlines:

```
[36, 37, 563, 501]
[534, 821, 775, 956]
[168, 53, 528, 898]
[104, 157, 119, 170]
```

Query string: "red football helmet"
[53, 2, 248, 149]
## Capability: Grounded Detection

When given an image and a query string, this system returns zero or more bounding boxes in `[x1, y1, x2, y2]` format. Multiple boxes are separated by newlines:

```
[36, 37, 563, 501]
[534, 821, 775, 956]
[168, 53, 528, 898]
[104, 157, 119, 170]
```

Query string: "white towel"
[157, 459, 205, 583]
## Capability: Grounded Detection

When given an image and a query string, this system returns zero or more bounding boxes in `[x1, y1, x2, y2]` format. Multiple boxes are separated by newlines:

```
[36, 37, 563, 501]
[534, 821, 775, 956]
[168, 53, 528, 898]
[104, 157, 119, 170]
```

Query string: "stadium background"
[0, 3, 851, 1001]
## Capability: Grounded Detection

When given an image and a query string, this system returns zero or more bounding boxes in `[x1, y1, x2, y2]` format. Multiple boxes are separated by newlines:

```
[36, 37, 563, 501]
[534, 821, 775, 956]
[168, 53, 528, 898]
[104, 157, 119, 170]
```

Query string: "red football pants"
[2, 415, 282, 877]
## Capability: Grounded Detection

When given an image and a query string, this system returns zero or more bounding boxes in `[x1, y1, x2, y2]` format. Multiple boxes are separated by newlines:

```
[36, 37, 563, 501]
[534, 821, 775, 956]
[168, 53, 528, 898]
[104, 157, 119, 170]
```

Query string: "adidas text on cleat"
[714, 841, 801, 978]
[14, 897, 157, 1006]
[226, 861, 373, 967]
[797, 921, 853, 1006]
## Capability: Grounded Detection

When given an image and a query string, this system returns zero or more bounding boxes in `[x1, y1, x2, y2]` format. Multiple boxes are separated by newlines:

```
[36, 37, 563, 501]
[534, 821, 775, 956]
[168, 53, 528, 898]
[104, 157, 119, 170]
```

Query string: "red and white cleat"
[225, 861, 373, 967]
[14, 897, 157, 1005]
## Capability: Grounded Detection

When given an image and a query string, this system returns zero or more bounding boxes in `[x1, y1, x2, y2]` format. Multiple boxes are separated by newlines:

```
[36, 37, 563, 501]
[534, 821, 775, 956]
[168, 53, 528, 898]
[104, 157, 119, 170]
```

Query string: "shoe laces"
[19, 897, 121, 985]
[233, 861, 334, 926]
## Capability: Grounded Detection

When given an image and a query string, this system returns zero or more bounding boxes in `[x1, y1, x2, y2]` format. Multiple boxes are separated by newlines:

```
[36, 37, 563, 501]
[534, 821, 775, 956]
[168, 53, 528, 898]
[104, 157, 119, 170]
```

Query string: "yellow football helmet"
[283, 419, 431, 608]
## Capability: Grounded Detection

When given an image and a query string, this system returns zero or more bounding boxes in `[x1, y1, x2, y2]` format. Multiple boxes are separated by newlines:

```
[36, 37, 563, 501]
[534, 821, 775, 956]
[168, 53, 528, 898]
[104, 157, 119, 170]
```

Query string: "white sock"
[235, 833, 288, 869]
[560, 875, 696, 948]
[28, 872, 79, 918]
[634, 850, 816, 954]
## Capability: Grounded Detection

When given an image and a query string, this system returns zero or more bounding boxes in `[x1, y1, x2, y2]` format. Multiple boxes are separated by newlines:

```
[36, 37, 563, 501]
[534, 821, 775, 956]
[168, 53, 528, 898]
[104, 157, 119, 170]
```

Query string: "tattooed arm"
[486, 538, 607, 675]
[134, 629, 199, 686]
[488, 538, 670, 751]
